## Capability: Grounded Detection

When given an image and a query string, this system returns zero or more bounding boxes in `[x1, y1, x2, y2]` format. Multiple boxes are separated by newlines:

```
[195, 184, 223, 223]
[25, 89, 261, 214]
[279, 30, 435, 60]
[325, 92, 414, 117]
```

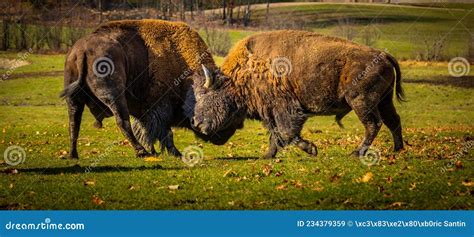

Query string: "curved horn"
[202, 64, 213, 89]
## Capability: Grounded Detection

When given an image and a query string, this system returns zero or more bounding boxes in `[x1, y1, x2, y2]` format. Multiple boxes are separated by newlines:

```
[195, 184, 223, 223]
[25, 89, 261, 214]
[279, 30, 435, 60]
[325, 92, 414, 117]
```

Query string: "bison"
[61, 20, 240, 159]
[188, 30, 405, 158]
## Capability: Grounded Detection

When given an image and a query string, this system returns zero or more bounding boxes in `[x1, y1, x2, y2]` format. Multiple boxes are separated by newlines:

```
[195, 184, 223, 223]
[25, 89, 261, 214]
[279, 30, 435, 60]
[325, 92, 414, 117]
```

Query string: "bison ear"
[202, 64, 214, 89]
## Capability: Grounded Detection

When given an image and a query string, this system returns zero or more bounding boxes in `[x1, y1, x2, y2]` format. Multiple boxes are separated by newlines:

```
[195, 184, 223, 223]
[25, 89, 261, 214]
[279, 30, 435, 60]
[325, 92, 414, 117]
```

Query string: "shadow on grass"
[15, 164, 182, 175]
[214, 156, 260, 161]
[405, 76, 474, 88]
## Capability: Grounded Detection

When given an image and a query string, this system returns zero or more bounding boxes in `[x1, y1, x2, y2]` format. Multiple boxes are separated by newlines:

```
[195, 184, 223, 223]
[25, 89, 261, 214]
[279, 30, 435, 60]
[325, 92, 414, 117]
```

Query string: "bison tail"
[386, 53, 406, 103]
[60, 53, 87, 98]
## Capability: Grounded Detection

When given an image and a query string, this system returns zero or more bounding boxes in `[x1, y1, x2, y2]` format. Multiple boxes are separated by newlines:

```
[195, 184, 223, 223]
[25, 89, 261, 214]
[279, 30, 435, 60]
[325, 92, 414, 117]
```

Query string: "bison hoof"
[69, 151, 79, 159]
[136, 149, 150, 158]
[262, 152, 276, 159]
[350, 150, 366, 158]
[93, 120, 103, 129]
[308, 146, 318, 157]
[169, 149, 182, 157]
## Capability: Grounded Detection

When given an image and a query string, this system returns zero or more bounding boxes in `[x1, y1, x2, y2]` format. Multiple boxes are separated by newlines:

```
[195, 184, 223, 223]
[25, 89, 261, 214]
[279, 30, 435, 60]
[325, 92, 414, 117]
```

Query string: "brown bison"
[188, 30, 405, 158]
[61, 20, 240, 159]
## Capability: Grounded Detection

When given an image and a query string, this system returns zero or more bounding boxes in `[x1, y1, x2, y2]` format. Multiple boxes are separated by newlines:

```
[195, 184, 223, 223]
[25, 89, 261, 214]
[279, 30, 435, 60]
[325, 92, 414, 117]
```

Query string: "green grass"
[0, 51, 65, 75]
[0, 53, 473, 210]
[251, 3, 473, 60]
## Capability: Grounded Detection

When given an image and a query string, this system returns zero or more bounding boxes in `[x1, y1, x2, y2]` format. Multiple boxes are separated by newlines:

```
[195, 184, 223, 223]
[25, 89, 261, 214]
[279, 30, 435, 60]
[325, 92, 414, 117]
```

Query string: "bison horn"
[202, 64, 213, 89]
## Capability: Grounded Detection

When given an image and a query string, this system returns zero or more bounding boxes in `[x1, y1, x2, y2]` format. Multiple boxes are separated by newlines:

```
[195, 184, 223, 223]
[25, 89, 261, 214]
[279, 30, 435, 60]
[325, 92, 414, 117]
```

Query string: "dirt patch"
[2, 71, 63, 80]
[0, 58, 30, 70]
[405, 76, 474, 88]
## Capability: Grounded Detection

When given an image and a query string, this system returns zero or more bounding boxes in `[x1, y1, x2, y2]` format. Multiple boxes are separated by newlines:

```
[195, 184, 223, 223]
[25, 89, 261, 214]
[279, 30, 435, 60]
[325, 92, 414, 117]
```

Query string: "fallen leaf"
[455, 161, 463, 169]
[388, 155, 396, 165]
[4, 168, 18, 175]
[168, 185, 180, 190]
[390, 202, 405, 207]
[330, 173, 342, 183]
[262, 164, 273, 176]
[274, 159, 282, 163]
[223, 169, 237, 177]
[144, 157, 162, 162]
[275, 171, 283, 177]
[461, 180, 473, 187]
[359, 172, 373, 183]
[293, 180, 303, 189]
[92, 195, 104, 205]
[83, 180, 95, 186]
[276, 184, 286, 190]
[409, 182, 417, 191]
[387, 176, 393, 183]
[128, 185, 136, 191]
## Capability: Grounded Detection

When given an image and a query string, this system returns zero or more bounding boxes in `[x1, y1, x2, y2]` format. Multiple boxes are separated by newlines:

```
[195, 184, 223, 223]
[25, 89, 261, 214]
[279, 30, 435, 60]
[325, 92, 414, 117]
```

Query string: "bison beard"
[60, 19, 236, 159]
[190, 30, 405, 158]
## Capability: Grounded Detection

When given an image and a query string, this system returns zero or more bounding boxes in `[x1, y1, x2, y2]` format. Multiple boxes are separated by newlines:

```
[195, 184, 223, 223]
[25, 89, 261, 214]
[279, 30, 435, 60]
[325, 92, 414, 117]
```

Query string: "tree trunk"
[243, 0, 251, 27]
[228, 0, 234, 24]
[236, 0, 241, 22]
[99, 0, 103, 23]
[19, 18, 27, 50]
[180, 0, 186, 21]
[190, 0, 194, 20]
[222, 0, 227, 21]
[2, 20, 9, 50]
[265, 0, 270, 26]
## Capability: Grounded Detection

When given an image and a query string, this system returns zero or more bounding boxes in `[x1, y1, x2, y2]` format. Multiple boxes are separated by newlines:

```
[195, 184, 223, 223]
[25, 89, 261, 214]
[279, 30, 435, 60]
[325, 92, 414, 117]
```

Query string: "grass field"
[0, 51, 472, 210]
[250, 3, 473, 60]
[0, 3, 473, 210]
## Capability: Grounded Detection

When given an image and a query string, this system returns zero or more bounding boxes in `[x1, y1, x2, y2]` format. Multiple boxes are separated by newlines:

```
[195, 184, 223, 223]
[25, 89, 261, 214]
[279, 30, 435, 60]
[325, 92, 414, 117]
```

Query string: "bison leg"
[66, 98, 85, 159]
[263, 101, 314, 158]
[378, 97, 404, 151]
[349, 97, 383, 156]
[263, 133, 279, 159]
[159, 129, 181, 157]
[108, 99, 149, 158]
[293, 136, 318, 157]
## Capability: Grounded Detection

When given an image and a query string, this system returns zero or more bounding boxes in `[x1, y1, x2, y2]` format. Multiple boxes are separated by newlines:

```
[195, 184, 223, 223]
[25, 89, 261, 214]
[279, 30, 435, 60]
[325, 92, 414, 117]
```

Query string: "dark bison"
[61, 20, 239, 159]
[188, 30, 405, 158]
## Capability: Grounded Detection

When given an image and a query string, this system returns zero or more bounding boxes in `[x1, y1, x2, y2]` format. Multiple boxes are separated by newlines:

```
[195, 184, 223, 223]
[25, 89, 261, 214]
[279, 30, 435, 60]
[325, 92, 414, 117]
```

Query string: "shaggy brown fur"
[189, 30, 405, 158]
[61, 19, 235, 159]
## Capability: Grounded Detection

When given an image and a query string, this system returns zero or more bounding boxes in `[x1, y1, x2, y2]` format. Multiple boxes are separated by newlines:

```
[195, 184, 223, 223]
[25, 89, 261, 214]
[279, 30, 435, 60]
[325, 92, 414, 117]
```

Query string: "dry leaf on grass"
[276, 184, 286, 190]
[461, 180, 473, 187]
[168, 185, 180, 190]
[262, 164, 273, 176]
[92, 195, 104, 205]
[390, 202, 405, 207]
[144, 157, 162, 162]
[357, 172, 373, 183]
[83, 180, 95, 186]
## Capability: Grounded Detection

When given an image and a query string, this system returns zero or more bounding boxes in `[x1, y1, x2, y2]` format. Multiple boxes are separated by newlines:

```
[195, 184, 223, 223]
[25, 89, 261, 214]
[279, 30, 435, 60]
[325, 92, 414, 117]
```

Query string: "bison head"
[184, 65, 245, 144]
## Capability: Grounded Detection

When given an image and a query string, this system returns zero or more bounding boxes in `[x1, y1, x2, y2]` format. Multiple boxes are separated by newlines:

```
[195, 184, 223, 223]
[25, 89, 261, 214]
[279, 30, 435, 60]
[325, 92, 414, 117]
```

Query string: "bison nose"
[191, 118, 201, 129]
